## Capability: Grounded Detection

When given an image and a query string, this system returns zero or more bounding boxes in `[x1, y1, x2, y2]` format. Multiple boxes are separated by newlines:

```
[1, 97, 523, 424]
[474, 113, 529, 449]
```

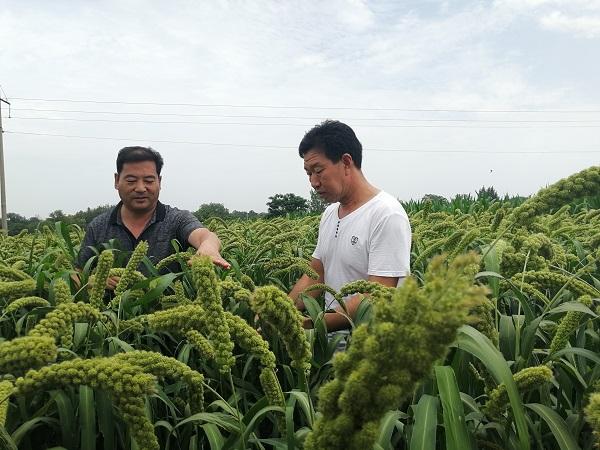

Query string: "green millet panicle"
[301, 283, 341, 303]
[185, 329, 216, 361]
[239, 274, 255, 292]
[4, 296, 50, 314]
[141, 303, 277, 372]
[29, 302, 101, 341]
[263, 256, 308, 271]
[14, 358, 159, 450]
[447, 228, 480, 261]
[251, 285, 311, 372]
[442, 229, 467, 252]
[472, 298, 499, 347]
[155, 250, 192, 271]
[585, 392, 600, 446]
[0, 266, 31, 282]
[146, 304, 205, 331]
[52, 278, 72, 305]
[484, 365, 553, 418]
[518, 271, 600, 298]
[112, 351, 204, 413]
[339, 280, 393, 300]
[0, 336, 57, 375]
[259, 367, 285, 430]
[262, 231, 302, 247]
[219, 277, 252, 303]
[114, 241, 149, 296]
[509, 166, 600, 227]
[173, 280, 188, 303]
[272, 263, 319, 280]
[549, 295, 593, 356]
[0, 279, 36, 299]
[502, 279, 550, 305]
[412, 238, 446, 268]
[0, 380, 13, 427]
[106, 267, 146, 284]
[305, 253, 488, 450]
[225, 312, 276, 369]
[191, 256, 234, 372]
[89, 250, 114, 309]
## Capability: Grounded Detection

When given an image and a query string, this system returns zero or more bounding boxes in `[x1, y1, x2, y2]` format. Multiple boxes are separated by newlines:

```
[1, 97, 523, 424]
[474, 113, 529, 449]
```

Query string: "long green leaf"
[51, 390, 77, 450]
[546, 302, 597, 317]
[0, 426, 17, 450]
[435, 366, 473, 450]
[175, 412, 240, 433]
[410, 395, 438, 450]
[79, 385, 96, 450]
[525, 403, 581, 450]
[376, 410, 403, 450]
[201, 423, 224, 450]
[548, 347, 600, 366]
[96, 390, 115, 450]
[455, 325, 530, 450]
[11, 418, 59, 445]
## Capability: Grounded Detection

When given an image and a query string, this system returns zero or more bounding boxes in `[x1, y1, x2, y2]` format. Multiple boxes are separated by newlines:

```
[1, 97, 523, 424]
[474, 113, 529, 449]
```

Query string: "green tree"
[308, 189, 329, 214]
[194, 203, 230, 222]
[267, 193, 308, 217]
[477, 186, 499, 202]
[230, 210, 265, 220]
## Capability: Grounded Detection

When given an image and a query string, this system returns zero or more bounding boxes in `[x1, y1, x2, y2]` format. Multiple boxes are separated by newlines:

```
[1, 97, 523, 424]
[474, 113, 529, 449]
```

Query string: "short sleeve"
[312, 205, 332, 261]
[312, 233, 323, 260]
[177, 210, 204, 245]
[367, 212, 412, 277]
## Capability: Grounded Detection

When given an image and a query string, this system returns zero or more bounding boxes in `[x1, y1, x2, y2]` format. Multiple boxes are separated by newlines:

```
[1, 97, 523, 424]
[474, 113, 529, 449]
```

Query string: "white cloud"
[335, 0, 375, 31]
[540, 10, 600, 37]
[0, 0, 598, 217]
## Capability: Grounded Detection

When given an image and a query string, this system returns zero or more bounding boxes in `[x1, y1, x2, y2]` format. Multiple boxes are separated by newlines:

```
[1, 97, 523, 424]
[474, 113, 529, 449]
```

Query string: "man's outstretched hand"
[187, 228, 231, 270]
[192, 248, 231, 270]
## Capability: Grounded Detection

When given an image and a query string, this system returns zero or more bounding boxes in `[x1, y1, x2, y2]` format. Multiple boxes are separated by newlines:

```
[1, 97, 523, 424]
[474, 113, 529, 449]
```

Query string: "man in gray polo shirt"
[76, 146, 228, 287]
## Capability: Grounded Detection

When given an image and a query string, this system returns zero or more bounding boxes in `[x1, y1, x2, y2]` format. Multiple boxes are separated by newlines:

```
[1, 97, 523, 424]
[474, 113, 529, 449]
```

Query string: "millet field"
[0, 166, 599, 450]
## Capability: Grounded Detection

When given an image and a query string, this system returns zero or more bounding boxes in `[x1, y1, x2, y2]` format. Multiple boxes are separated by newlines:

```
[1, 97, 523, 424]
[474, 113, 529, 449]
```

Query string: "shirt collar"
[110, 201, 166, 225]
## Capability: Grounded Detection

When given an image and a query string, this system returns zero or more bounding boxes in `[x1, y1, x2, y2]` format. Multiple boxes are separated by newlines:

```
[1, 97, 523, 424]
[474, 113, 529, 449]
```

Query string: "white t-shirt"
[312, 191, 412, 309]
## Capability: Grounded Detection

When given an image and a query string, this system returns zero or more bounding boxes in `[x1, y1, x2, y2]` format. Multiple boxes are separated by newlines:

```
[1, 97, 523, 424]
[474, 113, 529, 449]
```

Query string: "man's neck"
[120, 204, 156, 237]
[338, 177, 379, 218]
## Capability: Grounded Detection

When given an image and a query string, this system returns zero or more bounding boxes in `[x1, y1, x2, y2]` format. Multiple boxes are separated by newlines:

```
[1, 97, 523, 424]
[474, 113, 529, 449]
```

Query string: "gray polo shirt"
[76, 201, 203, 271]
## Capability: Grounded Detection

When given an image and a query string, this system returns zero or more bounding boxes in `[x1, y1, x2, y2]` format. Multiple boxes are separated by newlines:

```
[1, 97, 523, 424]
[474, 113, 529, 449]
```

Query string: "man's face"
[303, 149, 346, 203]
[114, 160, 161, 213]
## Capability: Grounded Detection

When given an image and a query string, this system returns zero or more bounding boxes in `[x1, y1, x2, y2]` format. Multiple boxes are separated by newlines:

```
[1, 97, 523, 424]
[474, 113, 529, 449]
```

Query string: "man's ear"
[114, 173, 119, 189]
[342, 153, 353, 168]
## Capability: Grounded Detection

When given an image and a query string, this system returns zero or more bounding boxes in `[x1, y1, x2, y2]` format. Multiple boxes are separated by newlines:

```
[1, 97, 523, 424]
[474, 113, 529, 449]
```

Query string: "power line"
[8, 116, 600, 128]
[5, 130, 599, 154]
[9, 97, 600, 113]
[10, 108, 600, 123]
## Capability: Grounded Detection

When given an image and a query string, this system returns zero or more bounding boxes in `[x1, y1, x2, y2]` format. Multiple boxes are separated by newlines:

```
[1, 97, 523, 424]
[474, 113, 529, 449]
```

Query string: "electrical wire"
[5, 130, 599, 154]
[9, 97, 600, 113]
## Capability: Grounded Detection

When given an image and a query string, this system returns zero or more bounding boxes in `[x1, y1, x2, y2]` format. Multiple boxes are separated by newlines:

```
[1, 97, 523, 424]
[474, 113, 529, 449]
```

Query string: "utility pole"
[0, 96, 10, 234]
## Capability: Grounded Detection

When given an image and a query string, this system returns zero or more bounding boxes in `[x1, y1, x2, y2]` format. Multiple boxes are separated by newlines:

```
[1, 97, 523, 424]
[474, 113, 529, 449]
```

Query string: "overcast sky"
[1, 0, 599, 217]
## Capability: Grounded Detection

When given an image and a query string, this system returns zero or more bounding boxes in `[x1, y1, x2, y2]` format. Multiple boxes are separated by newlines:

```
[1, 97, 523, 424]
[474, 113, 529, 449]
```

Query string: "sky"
[1, 0, 599, 218]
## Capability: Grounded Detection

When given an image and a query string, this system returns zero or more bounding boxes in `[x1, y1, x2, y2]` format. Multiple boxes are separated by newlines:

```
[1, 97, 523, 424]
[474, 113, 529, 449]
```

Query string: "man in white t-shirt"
[289, 120, 412, 331]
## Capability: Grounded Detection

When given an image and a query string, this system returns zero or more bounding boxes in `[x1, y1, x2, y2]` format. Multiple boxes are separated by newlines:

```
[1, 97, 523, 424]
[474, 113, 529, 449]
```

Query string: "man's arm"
[288, 258, 324, 310]
[188, 228, 230, 269]
[314, 275, 403, 331]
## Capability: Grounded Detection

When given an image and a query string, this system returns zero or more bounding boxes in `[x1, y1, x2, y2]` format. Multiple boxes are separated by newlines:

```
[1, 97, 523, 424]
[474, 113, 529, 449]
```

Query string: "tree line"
[7, 187, 597, 235]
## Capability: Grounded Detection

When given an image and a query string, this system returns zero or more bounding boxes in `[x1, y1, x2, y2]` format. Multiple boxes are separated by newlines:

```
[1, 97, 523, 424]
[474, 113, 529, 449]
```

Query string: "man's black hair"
[298, 120, 362, 169]
[116, 146, 164, 175]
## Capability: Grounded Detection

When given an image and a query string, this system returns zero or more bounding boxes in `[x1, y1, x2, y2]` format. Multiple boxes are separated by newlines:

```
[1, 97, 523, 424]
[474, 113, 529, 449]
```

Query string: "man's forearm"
[289, 274, 321, 310]
[188, 228, 221, 252]
[324, 293, 364, 331]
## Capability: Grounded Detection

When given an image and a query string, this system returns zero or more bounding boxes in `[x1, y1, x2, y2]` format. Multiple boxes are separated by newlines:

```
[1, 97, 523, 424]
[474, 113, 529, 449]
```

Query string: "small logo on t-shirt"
[351, 236, 359, 245]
